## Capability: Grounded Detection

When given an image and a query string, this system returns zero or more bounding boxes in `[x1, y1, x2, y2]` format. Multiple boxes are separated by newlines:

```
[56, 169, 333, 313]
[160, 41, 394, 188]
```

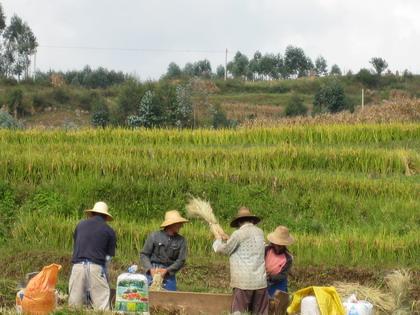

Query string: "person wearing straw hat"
[68, 201, 116, 311]
[265, 225, 294, 297]
[140, 210, 189, 291]
[213, 207, 269, 315]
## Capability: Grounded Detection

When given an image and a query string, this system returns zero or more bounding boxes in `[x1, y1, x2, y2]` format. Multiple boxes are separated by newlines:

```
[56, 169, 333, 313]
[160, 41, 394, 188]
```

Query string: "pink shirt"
[265, 248, 287, 276]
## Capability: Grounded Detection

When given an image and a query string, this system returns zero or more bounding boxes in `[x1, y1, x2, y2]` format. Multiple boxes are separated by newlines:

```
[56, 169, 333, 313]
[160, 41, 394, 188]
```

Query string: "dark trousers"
[232, 287, 269, 315]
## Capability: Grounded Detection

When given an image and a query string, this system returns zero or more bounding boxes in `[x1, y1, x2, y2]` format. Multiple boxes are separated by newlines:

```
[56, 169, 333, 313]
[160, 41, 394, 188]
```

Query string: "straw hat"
[160, 210, 189, 228]
[267, 226, 294, 246]
[85, 201, 113, 221]
[230, 207, 261, 228]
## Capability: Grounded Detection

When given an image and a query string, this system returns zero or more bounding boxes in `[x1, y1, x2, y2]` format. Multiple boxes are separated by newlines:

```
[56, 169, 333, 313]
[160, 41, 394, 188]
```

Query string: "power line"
[39, 45, 226, 54]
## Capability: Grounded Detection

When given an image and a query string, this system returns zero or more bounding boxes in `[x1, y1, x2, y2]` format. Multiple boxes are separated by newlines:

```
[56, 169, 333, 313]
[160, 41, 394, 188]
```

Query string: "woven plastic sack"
[21, 264, 62, 315]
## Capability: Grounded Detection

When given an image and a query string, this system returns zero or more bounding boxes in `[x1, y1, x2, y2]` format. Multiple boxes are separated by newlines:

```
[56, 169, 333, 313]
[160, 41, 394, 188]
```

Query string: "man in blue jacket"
[68, 201, 116, 310]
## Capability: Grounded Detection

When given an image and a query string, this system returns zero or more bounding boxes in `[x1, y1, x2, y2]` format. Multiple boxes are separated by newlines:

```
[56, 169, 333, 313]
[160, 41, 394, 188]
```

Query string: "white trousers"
[68, 262, 110, 310]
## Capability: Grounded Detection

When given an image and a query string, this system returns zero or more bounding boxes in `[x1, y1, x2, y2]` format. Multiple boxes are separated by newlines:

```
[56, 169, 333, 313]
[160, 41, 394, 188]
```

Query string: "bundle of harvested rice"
[385, 269, 412, 308]
[149, 272, 164, 291]
[186, 197, 229, 240]
[333, 281, 395, 313]
[385, 269, 415, 314]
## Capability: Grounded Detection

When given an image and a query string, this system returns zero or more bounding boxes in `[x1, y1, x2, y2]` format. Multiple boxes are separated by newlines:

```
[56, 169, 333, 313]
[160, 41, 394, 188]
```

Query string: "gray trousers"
[68, 262, 110, 310]
[232, 287, 269, 315]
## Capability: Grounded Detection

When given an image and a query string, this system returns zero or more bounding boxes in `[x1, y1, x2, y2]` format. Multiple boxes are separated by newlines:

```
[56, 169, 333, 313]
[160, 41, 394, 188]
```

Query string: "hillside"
[1, 75, 420, 128]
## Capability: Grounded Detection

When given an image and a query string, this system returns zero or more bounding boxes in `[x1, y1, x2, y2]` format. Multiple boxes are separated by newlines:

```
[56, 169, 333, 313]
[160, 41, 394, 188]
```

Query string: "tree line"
[165, 49, 397, 82]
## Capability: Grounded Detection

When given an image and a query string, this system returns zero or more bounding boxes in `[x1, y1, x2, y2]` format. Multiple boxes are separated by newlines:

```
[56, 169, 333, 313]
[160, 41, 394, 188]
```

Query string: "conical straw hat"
[160, 210, 189, 228]
[230, 207, 261, 228]
[85, 201, 113, 221]
[267, 226, 294, 246]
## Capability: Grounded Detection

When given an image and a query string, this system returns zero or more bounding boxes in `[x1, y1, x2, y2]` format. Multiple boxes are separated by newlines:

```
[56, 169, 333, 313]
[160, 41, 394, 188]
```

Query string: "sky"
[2, 0, 420, 80]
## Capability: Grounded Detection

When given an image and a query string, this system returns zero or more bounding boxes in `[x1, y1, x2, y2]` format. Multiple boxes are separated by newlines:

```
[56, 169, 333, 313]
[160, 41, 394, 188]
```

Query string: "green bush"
[51, 87, 71, 104]
[211, 104, 236, 128]
[91, 100, 110, 128]
[0, 111, 22, 129]
[313, 81, 348, 113]
[32, 93, 49, 111]
[284, 94, 308, 117]
[78, 90, 99, 111]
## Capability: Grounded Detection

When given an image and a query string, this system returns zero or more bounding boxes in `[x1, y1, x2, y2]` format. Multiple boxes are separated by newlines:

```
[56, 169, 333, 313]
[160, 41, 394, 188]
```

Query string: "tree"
[91, 100, 109, 128]
[369, 57, 388, 76]
[0, 3, 5, 32]
[356, 68, 378, 88]
[166, 62, 182, 79]
[193, 59, 212, 78]
[329, 64, 342, 76]
[115, 80, 143, 124]
[2, 15, 38, 79]
[216, 65, 225, 79]
[315, 56, 328, 76]
[249, 51, 262, 80]
[284, 46, 312, 78]
[134, 90, 162, 128]
[402, 69, 413, 79]
[174, 85, 193, 128]
[284, 94, 308, 117]
[227, 51, 249, 79]
[313, 81, 347, 113]
[183, 63, 195, 76]
[260, 53, 279, 80]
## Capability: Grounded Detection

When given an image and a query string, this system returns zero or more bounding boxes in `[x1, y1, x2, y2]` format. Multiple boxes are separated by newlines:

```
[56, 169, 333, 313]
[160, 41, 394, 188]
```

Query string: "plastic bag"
[343, 294, 374, 315]
[301, 296, 321, 315]
[21, 264, 62, 315]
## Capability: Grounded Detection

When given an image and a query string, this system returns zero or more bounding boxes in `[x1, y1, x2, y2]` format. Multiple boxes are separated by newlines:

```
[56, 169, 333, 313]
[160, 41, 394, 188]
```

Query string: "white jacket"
[213, 223, 267, 290]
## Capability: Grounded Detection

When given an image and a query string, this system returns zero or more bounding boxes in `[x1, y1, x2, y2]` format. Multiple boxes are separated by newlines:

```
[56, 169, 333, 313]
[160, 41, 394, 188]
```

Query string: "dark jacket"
[71, 215, 116, 266]
[140, 230, 187, 276]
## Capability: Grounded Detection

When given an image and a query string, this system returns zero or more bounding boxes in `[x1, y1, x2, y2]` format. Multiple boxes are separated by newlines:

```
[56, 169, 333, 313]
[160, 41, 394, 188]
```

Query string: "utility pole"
[361, 88, 364, 109]
[33, 53, 37, 81]
[224, 48, 228, 81]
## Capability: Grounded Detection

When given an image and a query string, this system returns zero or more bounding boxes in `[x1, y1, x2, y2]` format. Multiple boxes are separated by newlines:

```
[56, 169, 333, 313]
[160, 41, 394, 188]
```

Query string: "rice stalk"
[384, 269, 412, 310]
[186, 197, 229, 240]
[149, 273, 164, 291]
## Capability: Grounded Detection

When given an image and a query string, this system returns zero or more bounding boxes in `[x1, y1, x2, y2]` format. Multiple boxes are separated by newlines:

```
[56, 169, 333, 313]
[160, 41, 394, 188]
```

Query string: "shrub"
[313, 81, 348, 113]
[78, 90, 99, 111]
[51, 87, 71, 104]
[32, 93, 49, 111]
[6, 88, 24, 117]
[0, 110, 21, 129]
[90, 100, 110, 128]
[284, 94, 308, 117]
[211, 104, 232, 129]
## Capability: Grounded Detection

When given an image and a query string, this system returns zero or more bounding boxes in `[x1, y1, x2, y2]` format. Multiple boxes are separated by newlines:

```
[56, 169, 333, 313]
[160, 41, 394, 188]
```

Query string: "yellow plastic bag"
[287, 286, 345, 315]
[22, 264, 62, 315]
